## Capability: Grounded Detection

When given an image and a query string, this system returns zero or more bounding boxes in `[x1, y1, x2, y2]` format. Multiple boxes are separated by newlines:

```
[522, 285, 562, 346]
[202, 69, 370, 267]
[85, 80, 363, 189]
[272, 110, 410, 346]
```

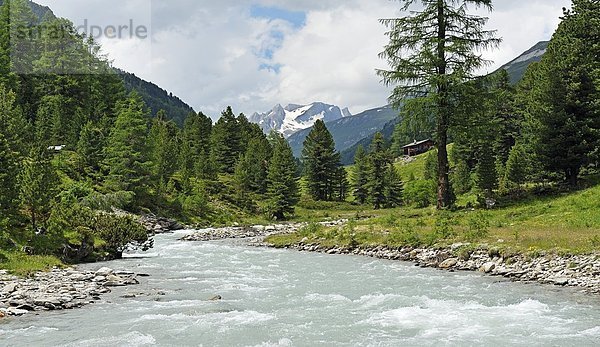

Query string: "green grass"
[267, 184, 600, 255]
[395, 152, 428, 181]
[267, 147, 600, 255]
[0, 251, 63, 276]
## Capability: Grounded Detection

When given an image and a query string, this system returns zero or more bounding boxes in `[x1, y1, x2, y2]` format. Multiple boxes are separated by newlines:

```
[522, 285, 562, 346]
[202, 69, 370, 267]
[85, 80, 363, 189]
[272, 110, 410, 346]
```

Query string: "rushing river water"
[2, 230, 600, 346]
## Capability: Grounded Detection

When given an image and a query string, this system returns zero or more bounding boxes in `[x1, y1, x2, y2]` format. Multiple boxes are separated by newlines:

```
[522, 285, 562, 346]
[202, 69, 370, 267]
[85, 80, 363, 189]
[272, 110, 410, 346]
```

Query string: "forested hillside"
[118, 70, 195, 126]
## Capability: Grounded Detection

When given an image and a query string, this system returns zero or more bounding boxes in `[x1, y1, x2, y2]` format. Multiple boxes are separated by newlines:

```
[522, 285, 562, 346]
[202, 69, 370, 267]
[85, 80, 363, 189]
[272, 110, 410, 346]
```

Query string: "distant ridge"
[499, 41, 549, 84]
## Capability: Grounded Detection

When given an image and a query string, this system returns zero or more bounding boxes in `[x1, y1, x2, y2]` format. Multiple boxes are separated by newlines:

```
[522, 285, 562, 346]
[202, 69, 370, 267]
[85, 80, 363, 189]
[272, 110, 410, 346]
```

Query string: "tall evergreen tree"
[352, 145, 369, 204]
[76, 121, 105, 179]
[476, 142, 498, 197]
[366, 132, 390, 209]
[501, 143, 528, 191]
[148, 110, 179, 195]
[384, 164, 404, 208]
[18, 145, 58, 231]
[103, 92, 151, 204]
[266, 133, 299, 220]
[0, 85, 26, 227]
[302, 120, 342, 201]
[535, 2, 600, 186]
[211, 106, 242, 173]
[378, 0, 500, 208]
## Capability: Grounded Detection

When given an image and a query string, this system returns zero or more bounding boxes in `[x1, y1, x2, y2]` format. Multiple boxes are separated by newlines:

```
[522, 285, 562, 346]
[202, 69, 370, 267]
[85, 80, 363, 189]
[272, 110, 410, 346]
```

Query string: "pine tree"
[333, 166, 349, 202]
[378, 0, 500, 208]
[266, 133, 299, 220]
[366, 132, 390, 209]
[211, 106, 242, 173]
[18, 145, 59, 231]
[501, 143, 528, 191]
[148, 110, 179, 195]
[476, 142, 498, 197]
[352, 145, 369, 204]
[233, 154, 252, 209]
[535, 3, 600, 186]
[103, 92, 151, 205]
[302, 120, 342, 201]
[451, 159, 472, 195]
[243, 136, 272, 194]
[384, 164, 404, 208]
[76, 121, 105, 178]
[0, 85, 27, 227]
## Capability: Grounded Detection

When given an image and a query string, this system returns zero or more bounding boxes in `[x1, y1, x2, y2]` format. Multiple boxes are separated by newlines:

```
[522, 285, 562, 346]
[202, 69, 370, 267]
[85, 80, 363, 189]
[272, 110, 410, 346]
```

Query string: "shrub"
[434, 211, 457, 239]
[404, 180, 436, 208]
[465, 212, 491, 241]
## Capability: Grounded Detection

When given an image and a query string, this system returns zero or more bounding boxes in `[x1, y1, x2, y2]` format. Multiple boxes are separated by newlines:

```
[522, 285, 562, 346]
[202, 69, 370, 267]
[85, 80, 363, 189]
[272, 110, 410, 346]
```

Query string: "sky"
[35, 0, 571, 119]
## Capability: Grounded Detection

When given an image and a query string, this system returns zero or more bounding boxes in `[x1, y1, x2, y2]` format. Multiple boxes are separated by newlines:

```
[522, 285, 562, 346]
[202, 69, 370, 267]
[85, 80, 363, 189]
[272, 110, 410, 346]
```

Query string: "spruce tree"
[211, 106, 242, 173]
[148, 110, 179, 195]
[366, 132, 389, 209]
[384, 164, 404, 208]
[352, 145, 369, 204]
[0, 85, 27, 226]
[243, 136, 272, 194]
[76, 121, 105, 179]
[333, 166, 349, 202]
[302, 120, 342, 201]
[266, 133, 299, 220]
[103, 92, 151, 205]
[18, 145, 59, 231]
[378, 0, 500, 208]
[535, 2, 600, 186]
[476, 142, 498, 197]
[501, 143, 528, 191]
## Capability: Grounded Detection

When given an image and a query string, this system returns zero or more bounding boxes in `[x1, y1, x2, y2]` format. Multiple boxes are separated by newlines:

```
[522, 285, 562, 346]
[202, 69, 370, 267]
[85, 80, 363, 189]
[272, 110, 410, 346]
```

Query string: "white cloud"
[34, 0, 572, 119]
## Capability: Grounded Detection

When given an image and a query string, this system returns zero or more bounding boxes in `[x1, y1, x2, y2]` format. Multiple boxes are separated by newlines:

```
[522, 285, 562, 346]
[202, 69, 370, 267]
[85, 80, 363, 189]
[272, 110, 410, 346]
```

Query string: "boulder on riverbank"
[0, 267, 144, 318]
[138, 214, 184, 235]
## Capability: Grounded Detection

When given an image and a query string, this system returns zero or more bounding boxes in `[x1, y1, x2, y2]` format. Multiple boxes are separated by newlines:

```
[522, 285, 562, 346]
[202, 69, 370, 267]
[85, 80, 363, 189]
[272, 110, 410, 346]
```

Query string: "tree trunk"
[566, 167, 579, 187]
[436, 0, 451, 209]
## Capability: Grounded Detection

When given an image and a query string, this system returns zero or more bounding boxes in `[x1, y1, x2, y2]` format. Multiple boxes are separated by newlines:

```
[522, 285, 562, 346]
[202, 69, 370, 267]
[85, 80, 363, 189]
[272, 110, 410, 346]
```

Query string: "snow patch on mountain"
[249, 102, 351, 138]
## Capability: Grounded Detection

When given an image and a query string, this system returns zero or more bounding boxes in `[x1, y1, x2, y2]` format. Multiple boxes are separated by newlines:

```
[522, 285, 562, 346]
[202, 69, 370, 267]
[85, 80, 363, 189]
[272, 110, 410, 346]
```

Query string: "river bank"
[181, 222, 600, 295]
[0, 266, 143, 318]
[274, 242, 600, 295]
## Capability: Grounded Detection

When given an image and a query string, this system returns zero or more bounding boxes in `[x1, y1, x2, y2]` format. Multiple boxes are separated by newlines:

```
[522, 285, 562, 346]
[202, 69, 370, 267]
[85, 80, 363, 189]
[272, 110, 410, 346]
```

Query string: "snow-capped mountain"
[249, 102, 352, 138]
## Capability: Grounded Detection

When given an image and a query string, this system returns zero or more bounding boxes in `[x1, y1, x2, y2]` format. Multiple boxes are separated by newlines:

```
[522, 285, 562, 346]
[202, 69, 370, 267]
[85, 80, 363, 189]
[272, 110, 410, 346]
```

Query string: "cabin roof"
[402, 139, 433, 149]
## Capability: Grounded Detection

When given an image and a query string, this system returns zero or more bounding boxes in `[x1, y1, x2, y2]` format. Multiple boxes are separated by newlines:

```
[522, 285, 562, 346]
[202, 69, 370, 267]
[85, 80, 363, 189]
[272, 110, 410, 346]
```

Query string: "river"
[2, 230, 600, 346]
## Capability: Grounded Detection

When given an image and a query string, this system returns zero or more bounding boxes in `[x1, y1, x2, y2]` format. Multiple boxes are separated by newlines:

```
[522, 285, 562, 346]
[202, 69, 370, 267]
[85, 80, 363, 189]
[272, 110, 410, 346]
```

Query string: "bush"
[94, 213, 150, 258]
[465, 212, 491, 241]
[404, 180, 436, 208]
[434, 211, 457, 239]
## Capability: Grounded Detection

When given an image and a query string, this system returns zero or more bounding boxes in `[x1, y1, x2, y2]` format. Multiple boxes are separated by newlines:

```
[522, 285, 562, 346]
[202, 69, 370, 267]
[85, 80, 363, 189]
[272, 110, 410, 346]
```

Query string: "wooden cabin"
[402, 139, 435, 156]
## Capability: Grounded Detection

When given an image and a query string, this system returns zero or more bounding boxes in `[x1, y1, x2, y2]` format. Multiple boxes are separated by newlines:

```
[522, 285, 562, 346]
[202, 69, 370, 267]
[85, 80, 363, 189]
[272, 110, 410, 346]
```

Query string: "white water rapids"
[2, 230, 600, 346]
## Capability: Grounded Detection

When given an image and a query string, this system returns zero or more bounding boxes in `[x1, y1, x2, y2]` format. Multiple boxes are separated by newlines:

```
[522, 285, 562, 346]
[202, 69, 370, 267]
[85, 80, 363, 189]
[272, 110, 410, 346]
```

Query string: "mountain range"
[287, 105, 399, 157]
[248, 103, 352, 138]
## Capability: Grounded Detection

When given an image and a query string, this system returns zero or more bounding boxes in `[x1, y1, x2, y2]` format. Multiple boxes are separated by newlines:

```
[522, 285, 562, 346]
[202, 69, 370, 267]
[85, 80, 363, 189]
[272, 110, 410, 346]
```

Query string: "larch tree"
[378, 0, 500, 208]
[103, 92, 151, 204]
